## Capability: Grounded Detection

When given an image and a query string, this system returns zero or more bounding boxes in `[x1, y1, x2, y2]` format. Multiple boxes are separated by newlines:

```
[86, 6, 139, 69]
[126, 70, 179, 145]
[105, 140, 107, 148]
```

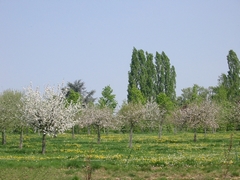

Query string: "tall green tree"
[98, 85, 117, 110]
[128, 48, 176, 103]
[222, 50, 240, 101]
[155, 52, 165, 95]
[127, 47, 140, 102]
[145, 52, 156, 100]
[155, 51, 176, 101]
[138, 50, 147, 98]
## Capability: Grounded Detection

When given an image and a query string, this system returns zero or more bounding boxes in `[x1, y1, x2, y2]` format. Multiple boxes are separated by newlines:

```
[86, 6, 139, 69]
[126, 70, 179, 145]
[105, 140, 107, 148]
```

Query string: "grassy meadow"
[0, 131, 240, 180]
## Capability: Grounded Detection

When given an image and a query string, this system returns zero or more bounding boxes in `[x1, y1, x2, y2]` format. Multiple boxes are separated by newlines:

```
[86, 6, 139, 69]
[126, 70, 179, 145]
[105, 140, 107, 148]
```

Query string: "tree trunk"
[42, 133, 46, 154]
[88, 125, 91, 135]
[26, 127, 29, 135]
[174, 126, 177, 134]
[2, 128, 6, 145]
[212, 128, 216, 133]
[204, 127, 207, 138]
[97, 125, 101, 144]
[72, 126, 75, 139]
[193, 128, 197, 142]
[19, 127, 23, 149]
[53, 128, 57, 138]
[158, 123, 162, 139]
[129, 124, 133, 148]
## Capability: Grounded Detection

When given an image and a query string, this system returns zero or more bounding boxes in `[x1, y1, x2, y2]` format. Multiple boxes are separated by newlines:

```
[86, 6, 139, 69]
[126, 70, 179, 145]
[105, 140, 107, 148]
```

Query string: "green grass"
[0, 131, 240, 179]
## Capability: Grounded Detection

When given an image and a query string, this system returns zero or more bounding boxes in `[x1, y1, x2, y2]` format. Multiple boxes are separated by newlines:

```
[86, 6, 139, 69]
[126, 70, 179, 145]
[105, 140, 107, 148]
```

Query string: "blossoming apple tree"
[172, 101, 219, 141]
[22, 84, 81, 154]
[81, 105, 118, 144]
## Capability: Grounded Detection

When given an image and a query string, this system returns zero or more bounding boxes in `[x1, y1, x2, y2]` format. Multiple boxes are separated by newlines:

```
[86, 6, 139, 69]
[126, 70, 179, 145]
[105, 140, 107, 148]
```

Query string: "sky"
[1, 1, 240, 106]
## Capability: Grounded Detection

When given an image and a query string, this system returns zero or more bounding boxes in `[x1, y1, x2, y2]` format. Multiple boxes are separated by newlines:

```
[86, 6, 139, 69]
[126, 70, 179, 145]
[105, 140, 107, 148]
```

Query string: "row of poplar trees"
[127, 47, 176, 103]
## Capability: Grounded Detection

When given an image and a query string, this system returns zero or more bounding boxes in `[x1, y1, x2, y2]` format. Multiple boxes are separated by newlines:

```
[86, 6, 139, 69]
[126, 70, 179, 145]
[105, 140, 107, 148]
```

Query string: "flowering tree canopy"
[81, 105, 118, 143]
[22, 84, 81, 154]
[172, 101, 219, 141]
[118, 102, 146, 148]
[145, 100, 166, 138]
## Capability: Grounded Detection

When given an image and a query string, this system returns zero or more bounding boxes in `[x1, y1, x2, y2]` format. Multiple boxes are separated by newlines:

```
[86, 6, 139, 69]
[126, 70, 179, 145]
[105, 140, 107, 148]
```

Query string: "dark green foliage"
[218, 50, 240, 101]
[211, 50, 240, 131]
[155, 51, 176, 101]
[226, 50, 240, 101]
[66, 89, 81, 104]
[145, 52, 156, 100]
[127, 48, 176, 103]
[66, 79, 96, 105]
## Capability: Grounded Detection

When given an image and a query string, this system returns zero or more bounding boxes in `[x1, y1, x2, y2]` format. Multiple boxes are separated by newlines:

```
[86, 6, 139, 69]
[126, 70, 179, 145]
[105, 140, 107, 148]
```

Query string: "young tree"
[226, 101, 240, 130]
[145, 99, 166, 138]
[118, 102, 145, 148]
[0, 90, 22, 145]
[176, 101, 219, 142]
[81, 105, 117, 144]
[23, 84, 81, 154]
[15, 95, 28, 149]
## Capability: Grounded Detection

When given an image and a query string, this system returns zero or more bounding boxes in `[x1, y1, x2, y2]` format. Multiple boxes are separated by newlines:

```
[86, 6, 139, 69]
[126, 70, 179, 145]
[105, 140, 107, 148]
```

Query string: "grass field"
[0, 131, 239, 180]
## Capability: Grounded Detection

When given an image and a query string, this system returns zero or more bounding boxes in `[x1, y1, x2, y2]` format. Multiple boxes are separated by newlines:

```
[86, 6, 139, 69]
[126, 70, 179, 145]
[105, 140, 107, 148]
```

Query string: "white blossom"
[22, 83, 81, 136]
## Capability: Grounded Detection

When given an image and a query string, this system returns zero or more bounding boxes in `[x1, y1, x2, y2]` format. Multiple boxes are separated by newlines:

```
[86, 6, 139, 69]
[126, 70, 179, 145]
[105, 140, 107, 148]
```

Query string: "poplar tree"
[225, 50, 240, 101]
[138, 49, 147, 98]
[145, 52, 156, 100]
[155, 51, 176, 101]
[127, 47, 140, 102]
[155, 52, 165, 94]
[127, 48, 176, 103]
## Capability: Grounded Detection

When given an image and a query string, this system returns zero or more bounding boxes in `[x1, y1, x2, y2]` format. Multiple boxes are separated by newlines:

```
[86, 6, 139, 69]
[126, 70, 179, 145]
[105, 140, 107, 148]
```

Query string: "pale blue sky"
[1, 1, 240, 105]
